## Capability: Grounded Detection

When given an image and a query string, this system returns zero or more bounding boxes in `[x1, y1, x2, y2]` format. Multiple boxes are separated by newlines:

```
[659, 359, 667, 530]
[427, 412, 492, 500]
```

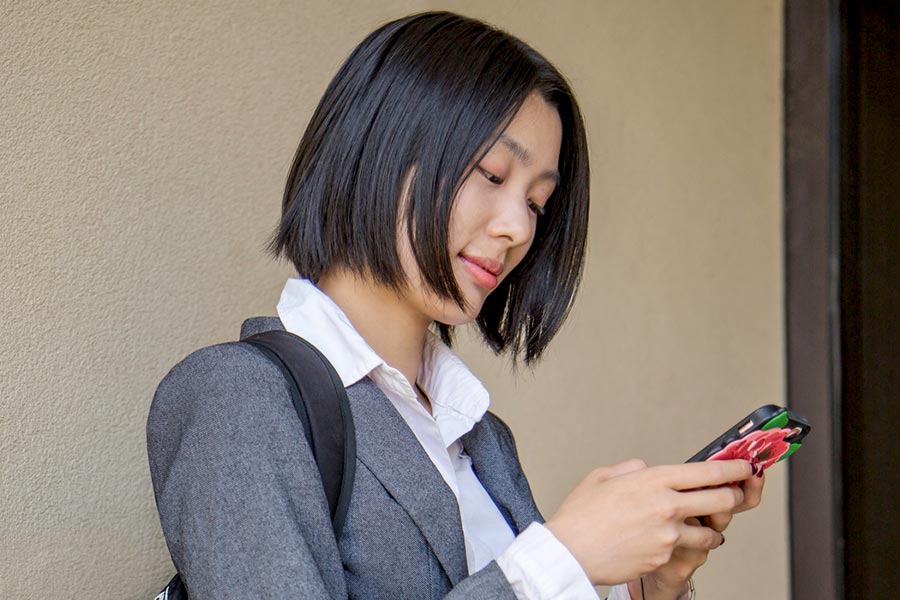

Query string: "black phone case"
[687, 404, 811, 465]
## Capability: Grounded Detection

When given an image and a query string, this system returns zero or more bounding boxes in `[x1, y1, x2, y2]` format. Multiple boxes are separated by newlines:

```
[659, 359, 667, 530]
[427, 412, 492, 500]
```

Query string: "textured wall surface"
[2, 1, 785, 598]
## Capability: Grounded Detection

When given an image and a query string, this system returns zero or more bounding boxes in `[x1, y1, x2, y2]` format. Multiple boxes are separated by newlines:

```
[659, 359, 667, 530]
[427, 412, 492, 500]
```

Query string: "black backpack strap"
[242, 330, 356, 542]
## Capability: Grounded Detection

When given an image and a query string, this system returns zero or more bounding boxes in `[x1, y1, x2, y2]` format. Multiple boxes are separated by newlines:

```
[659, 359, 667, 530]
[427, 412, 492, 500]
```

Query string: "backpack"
[153, 330, 357, 600]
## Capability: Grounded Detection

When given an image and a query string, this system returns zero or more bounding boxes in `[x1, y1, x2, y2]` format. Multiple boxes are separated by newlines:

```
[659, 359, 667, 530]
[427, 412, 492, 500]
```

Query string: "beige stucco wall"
[1, 2, 785, 598]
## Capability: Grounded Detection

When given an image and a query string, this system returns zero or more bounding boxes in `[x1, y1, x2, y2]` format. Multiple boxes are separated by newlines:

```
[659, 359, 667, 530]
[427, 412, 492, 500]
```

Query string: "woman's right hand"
[543, 458, 754, 586]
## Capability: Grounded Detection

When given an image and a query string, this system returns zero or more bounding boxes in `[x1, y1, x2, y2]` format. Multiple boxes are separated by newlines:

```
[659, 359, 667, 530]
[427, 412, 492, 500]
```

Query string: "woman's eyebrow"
[498, 134, 560, 185]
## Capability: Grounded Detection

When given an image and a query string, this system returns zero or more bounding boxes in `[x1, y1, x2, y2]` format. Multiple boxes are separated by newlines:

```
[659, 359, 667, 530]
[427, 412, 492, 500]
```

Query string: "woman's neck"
[316, 270, 431, 396]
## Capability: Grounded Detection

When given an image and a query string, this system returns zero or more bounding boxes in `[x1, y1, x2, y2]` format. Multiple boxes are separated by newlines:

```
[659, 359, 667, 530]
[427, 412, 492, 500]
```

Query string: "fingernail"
[720, 535, 726, 546]
[756, 468, 765, 478]
[750, 463, 759, 476]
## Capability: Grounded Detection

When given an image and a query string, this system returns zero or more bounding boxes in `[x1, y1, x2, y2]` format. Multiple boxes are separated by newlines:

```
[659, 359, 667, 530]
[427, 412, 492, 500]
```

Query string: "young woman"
[147, 11, 763, 600]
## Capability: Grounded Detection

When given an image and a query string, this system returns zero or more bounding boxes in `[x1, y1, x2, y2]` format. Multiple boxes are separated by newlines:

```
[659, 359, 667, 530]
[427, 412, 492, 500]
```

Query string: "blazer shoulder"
[481, 410, 514, 439]
[146, 341, 345, 598]
[147, 341, 291, 441]
[480, 410, 522, 459]
[482, 410, 513, 435]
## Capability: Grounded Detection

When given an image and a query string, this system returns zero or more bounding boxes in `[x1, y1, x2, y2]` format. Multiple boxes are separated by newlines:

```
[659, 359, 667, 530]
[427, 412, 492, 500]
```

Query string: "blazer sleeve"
[443, 562, 519, 599]
[147, 342, 346, 599]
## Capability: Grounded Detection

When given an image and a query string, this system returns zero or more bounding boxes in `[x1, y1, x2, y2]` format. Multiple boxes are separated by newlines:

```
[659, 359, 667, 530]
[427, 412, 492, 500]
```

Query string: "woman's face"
[400, 91, 563, 326]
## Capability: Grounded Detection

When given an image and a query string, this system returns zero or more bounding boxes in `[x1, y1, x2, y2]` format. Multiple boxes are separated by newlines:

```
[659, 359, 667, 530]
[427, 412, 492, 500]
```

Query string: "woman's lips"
[459, 254, 500, 290]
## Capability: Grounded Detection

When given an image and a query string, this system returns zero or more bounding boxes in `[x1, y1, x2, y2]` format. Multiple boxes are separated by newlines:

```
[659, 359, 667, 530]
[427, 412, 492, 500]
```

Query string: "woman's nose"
[485, 189, 535, 246]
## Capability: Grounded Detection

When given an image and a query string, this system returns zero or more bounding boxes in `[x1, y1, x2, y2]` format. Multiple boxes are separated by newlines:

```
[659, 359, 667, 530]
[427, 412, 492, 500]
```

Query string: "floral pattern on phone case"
[706, 427, 802, 471]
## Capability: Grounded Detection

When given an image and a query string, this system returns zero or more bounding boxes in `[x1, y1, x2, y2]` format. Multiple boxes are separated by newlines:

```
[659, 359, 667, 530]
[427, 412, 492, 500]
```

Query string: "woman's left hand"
[626, 470, 766, 600]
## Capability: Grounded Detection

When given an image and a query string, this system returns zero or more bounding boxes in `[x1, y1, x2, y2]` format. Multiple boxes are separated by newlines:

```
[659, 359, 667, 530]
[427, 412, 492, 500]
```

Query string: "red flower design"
[708, 428, 792, 471]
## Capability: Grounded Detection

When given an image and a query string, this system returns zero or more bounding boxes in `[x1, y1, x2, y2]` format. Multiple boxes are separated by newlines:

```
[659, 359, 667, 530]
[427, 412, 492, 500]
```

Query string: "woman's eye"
[528, 201, 547, 217]
[478, 166, 545, 217]
[479, 167, 504, 185]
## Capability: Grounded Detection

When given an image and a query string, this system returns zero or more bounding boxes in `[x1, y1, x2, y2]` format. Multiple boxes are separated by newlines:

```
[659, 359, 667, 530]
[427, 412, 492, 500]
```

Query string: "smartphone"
[686, 404, 811, 471]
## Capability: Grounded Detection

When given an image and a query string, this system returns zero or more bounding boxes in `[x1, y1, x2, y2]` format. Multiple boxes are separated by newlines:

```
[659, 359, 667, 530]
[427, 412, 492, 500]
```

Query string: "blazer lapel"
[460, 417, 544, 536]
[346, 379, 469, 586]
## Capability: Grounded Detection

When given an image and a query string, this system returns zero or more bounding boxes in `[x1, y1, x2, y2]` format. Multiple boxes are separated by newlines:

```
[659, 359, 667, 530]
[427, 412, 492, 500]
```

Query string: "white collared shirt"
[276, 277, 629, 599]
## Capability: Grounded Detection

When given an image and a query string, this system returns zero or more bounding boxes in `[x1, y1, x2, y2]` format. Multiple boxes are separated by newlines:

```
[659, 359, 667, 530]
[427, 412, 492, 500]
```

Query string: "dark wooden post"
[785, 1, 899, 597]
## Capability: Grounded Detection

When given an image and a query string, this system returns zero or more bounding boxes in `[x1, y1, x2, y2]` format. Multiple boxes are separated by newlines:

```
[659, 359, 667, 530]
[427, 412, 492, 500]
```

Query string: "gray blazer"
[147, 316, 546, 599]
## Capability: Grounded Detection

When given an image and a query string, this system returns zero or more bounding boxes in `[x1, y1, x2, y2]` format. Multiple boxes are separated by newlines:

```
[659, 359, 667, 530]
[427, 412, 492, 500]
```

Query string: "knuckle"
[659, 527, 679, 548]
[650, 552, 670, 570]
[655, 500, 679, 522]
[714, 461, 729, 481]
[631, 458, 649, 469]
[587, 466, 612, 484]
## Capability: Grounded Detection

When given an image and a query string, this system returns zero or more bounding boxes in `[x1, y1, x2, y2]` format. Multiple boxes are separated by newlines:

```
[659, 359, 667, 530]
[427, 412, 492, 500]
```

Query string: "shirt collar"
[276, 277, 383, 388]
[275, 278, 490, 443]
[419, 332, 491, 442]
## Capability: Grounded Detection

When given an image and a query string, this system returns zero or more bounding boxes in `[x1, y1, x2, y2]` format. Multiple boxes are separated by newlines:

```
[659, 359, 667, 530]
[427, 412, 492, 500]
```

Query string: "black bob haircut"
[267, 11, 590, 367]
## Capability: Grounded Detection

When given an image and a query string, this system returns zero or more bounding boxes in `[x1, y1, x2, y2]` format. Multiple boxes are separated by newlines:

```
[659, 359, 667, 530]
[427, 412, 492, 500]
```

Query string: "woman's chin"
[435, 310, 479, 327]
[434, 299, 483, 327]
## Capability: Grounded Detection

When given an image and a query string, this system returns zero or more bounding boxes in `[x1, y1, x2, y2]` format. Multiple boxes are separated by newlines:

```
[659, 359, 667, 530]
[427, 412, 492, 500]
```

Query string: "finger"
[735, 469, 765, 513]
[690, 513, 730, 532]
[669, 546, 710, 576]
[591, 458, 648, 482]
[705, 511, 733, 533]
[649, 546, 708, 589]
[676, 523, 725, 551]
[675, 485, 745, 519]
[653, 460, 754, 490]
